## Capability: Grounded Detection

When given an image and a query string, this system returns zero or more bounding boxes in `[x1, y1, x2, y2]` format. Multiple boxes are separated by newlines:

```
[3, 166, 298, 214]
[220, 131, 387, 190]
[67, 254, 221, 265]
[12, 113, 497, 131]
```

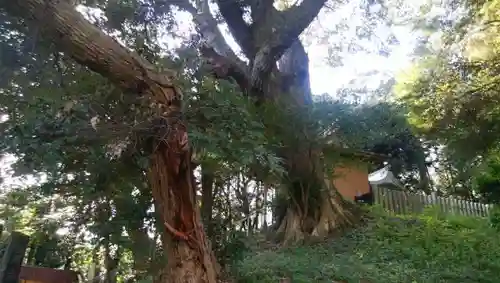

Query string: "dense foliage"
[235, 208, 500, 283]
[3, 0, 500, 280]
[395, 0, 500, 202]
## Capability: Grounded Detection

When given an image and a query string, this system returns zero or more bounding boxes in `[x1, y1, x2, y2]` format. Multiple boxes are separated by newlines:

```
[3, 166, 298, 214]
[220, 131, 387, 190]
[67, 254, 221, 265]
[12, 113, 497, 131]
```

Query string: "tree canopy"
[0, 0, 469, 282]
[395, 0, 500, 201]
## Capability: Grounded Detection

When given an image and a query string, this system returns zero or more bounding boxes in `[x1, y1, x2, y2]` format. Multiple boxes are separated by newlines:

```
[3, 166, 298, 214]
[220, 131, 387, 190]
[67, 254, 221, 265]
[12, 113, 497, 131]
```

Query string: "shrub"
[233, 210, 500, 283]
[488, 204, 500, 230]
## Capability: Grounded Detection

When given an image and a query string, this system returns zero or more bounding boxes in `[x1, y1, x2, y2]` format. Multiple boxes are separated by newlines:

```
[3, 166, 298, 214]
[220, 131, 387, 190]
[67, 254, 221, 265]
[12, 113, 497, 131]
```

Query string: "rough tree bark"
[274, 39, 359, 244]
[1, 1, 218, 282]
[179, 0, 360, 244]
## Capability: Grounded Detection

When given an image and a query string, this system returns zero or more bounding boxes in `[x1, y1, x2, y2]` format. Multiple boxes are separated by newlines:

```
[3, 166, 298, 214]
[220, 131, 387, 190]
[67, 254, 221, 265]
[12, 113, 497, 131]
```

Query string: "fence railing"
[373, 186, 491, 217]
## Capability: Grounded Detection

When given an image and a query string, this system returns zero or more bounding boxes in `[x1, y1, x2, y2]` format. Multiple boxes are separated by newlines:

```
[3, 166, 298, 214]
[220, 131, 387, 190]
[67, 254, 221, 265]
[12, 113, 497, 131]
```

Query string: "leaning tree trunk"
[274, 40, 359, 244]
[1, 1, 219, 282]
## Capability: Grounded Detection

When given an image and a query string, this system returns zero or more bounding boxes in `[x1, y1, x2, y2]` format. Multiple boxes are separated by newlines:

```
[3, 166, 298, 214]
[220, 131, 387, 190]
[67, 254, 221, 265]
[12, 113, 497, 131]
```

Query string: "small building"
[19, 266, 78, 283]
[330, 150, 389, 201]
[368, 165, 404, 189]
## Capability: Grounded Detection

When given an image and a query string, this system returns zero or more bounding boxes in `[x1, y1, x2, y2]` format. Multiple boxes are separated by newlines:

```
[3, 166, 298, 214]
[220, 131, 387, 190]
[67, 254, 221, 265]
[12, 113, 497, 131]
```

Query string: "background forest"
[2, 0, 500, 282]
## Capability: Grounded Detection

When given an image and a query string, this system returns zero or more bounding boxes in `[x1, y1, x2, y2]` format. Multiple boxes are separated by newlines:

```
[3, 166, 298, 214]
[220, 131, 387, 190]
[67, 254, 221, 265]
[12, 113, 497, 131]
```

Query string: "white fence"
[373, 186, 491, 217]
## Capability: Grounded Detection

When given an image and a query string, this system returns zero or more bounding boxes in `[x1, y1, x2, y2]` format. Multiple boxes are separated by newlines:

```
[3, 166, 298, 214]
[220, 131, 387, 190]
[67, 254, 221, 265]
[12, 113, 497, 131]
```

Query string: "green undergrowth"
[232, 206, 500, 283]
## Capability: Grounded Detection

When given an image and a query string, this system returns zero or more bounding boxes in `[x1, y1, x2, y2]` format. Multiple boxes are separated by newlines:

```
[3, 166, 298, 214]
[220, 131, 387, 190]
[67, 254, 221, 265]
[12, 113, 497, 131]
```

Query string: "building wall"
[332, 164, 370, 201]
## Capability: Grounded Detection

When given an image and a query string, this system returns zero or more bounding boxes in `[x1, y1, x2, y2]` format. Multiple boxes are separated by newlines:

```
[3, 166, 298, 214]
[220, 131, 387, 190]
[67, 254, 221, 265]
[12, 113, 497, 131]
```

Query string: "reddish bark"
[1, 0, 219, 282]
[149, 141, 218, 282]
[18, 266, 78, 283]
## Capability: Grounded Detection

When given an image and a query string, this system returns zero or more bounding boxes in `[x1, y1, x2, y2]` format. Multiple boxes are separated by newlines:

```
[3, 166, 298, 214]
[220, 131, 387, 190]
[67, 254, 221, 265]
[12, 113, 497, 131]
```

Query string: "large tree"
[1, 0, 416, 280]
[1, 0, 221, 282]
[0, 0, 354, 282]
[195, 1, 362, 244]
[393, 0, 500, 198]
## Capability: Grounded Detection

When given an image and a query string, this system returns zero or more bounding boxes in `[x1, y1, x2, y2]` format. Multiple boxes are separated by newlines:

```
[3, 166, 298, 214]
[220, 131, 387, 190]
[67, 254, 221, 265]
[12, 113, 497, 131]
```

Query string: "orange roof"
[19, 266, 77, 283]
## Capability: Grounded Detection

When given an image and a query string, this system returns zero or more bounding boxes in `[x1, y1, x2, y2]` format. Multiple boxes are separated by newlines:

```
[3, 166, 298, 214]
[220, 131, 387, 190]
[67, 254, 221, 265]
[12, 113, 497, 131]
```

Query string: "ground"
[232, 207, 500, 283]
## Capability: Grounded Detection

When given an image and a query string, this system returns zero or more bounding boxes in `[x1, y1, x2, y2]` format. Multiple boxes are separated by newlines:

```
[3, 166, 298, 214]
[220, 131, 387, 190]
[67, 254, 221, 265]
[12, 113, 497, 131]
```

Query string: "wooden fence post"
[373, 187, 492, 217]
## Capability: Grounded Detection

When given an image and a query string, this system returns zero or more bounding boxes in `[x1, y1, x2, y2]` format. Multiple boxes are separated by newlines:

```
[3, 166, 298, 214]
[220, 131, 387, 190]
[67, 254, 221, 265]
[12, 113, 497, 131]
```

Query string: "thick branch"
[171, 0, 244, 63]
[248, 0, 275, 32]
[271, 0, 327, 58]
[2, 0, 178, 97]
[200, 45, 250, 92]
[278, 39, 312, 105]
[170, 0, 251, 93]
[249, 0, 326, 96]
[215, 0, 254, 56]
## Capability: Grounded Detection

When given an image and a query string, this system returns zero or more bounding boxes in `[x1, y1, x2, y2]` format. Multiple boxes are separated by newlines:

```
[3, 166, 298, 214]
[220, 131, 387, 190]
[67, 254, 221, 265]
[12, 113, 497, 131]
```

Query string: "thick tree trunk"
[274, 40, 360, 244]
[0, 232, 30, 283]
[1, 1, 219, 282]
[185, 0, 359, 243]
[276, 167, 359, 244]
[149, 143, 218, 283]
[176, 0, 353, 244]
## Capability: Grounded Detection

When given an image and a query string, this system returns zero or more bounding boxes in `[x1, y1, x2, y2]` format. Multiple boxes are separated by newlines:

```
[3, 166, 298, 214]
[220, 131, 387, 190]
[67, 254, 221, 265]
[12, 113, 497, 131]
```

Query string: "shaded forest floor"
[231, 207, 500, 283]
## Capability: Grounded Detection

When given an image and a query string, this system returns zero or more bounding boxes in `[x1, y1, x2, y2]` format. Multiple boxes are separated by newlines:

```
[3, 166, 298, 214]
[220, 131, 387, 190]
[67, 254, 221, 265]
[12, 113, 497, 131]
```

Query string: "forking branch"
[215, 0, 327, 97]
[168, 0, 251, 92]
[173, 0, 326, 99]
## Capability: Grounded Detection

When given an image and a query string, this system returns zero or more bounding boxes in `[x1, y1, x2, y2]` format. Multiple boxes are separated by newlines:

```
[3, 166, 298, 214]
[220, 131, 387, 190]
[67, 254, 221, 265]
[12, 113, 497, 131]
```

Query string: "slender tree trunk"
[262, 183, 269, 230]
[1, 1, 219, 282]
[63, 256, 72, 270]
[223, 182, 234, 231]
[253, 183, 261, 231]
[201, 167, 215, 237]
[126, 227, 153, 274]
[103, 238, 118, 283]
[115, 195, 155, 277]
[90, 247, 100, 283]
[242, 180, 251, 234]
